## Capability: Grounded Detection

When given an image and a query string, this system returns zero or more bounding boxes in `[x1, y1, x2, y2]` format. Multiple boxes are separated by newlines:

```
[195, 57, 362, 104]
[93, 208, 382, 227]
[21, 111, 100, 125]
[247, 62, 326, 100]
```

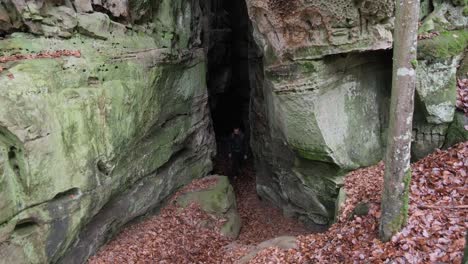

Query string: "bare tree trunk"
[379, 0, 420, 242]
[463, 231, 468, 264]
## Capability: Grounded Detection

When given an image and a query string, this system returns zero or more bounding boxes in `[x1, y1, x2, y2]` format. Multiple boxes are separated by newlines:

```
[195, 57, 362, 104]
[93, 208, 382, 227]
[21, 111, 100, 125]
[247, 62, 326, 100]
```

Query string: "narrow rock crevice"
[204, 0, 256, 139]
[204, 0, 313, 243]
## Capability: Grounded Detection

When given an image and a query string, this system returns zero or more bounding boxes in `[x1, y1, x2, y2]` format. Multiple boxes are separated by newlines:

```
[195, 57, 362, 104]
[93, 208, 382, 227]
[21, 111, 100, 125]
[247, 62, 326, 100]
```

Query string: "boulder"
[412, 16, 467, 159]
[177, 175, 242, 239]
[0, 1, 214, 263]
[72, 0, 93, 13]
[444, 111, 468, 148]
[91, 0, 129, 19]
[246, 0, 468, 226]
[77, 12, 126, 40]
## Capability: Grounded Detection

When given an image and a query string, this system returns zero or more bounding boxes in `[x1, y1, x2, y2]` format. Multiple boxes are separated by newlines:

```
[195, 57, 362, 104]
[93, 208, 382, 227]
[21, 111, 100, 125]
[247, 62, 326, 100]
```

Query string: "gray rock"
[246, 0, 467, 225]
[176, 175, 242, 239]
[0, 1, 214, 263]
[77, 12, 126, 40]
[72, 0, 93, 13]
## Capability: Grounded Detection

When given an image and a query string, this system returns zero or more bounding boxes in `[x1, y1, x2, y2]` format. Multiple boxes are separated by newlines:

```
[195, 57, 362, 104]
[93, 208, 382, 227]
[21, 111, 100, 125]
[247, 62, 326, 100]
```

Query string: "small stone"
[353, 202, 370, 217]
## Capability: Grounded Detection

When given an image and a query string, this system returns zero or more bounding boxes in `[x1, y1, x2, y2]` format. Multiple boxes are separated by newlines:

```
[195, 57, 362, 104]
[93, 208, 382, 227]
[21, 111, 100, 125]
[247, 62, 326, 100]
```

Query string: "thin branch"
[417, 204, 468, 210]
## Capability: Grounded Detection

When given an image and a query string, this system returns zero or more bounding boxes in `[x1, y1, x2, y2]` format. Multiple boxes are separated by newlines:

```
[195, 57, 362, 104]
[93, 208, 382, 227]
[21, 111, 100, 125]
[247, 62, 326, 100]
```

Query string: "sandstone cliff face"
[245, 0, 467, 226]
[0, 1, 215, 263]
[0, 0, 467, 262]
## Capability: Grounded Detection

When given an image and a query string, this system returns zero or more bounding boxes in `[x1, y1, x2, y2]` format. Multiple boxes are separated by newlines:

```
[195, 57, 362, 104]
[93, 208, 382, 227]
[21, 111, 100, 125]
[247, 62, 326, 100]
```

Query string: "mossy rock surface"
[444, 112, 468, 148]
[177, 175, 242, 239]
[418, 30, 468, 61]
[248, 0, 467, 228]
[0, 0, 215, 261]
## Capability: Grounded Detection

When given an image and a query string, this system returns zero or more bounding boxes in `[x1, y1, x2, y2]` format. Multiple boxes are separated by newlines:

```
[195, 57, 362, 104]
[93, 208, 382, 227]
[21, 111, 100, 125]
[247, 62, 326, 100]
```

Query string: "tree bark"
[463, 231, 468, 264]
[379, 0, 420, 242]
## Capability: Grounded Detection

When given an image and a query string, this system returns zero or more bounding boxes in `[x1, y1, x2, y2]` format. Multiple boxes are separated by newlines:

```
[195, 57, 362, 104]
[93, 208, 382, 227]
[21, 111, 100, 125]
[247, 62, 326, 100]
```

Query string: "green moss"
[411, 59, 418, 69]
[300, 61, 317, 73]
[418, 30, 468, 60]
[386, 168, 412, 235]
[420, 75, 457, 106]
[420, 0, 432, 19]
[444, 112, 468, 147]
[177, 176, 233, 214]
[220, 211, 241, 238]
[0, 28, 212, 262]
[354, 202, 370, 216]
[452, 0, 468, 6]
[401, 169, 411, 224]
[176, 176, 241, 238]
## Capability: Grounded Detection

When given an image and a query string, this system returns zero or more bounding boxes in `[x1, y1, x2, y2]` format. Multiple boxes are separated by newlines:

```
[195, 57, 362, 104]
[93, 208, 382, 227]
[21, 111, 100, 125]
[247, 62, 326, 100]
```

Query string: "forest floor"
[88, 144, 313, 263]
[89, 142, 467, 263]
[249, 142, 467, 264]
[212, 154, 315, 245]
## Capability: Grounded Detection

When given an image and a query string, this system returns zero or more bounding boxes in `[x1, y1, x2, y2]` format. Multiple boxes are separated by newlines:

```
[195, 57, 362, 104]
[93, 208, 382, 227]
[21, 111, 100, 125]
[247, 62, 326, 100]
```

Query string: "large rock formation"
[245, 0, 467, 227]
[0, 1, 215, 263]
[176, 175, 242, 239]
[412, 0, 467, 158]
[0, 0, 467, 262]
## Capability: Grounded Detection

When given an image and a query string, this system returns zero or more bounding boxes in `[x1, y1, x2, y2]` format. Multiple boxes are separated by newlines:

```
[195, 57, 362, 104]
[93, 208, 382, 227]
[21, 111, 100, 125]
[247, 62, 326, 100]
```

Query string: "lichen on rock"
[246, 0, 467, 226]
[0, 1, 215, 263]
[176, 175, 242, 239]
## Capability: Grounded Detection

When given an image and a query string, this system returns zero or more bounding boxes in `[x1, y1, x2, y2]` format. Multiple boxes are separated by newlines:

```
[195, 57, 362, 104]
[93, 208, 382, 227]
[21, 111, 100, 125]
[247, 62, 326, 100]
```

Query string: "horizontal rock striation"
[0, 0, 216, 263]
[245, 0, 467, 226]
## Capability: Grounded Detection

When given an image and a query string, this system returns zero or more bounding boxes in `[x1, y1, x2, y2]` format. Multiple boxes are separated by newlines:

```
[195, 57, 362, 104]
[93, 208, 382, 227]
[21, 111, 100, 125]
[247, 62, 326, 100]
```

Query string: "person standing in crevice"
[228, 126, 247, 180]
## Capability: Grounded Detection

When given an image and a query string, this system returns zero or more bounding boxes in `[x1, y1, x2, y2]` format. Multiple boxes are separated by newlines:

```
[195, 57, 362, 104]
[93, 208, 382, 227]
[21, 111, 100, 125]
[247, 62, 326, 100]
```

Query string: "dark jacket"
[228, 132, 246, 154]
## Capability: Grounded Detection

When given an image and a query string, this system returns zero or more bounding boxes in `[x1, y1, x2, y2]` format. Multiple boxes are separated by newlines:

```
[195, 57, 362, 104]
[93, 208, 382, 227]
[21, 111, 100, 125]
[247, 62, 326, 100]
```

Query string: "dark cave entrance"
[205, 0, 252, 139]
[203, 0, 255, 173]
[201, 2, 312, 239]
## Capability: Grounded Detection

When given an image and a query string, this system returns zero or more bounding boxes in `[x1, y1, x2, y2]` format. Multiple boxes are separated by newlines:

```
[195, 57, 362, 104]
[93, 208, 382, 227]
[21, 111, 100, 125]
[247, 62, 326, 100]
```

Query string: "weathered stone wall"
[246, 0, 467, 227]
[0, 0, 466, 261]
[0, 1, 215, 263]
[413, 0, 467, 158]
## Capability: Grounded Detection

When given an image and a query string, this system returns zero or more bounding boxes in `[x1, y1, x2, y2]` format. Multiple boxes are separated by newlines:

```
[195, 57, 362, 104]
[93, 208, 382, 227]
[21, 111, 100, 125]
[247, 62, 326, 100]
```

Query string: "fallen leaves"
[229, 164, 310, 245]
[249, 142, 467, 263]
[88, 181, 231, 264]
[456, 79, 468, 114]
[89, 143, 467, 263]
[0, 50, 81, 73]
[89, 155, 309, 264]
[0, 50, 81, 64]
[418, 31, 440, 40]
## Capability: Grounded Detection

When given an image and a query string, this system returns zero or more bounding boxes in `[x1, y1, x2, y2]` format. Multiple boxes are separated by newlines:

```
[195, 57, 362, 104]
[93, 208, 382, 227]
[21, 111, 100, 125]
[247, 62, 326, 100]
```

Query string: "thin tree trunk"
[379, 0, 420, 242]
[463, 231, 468, 264]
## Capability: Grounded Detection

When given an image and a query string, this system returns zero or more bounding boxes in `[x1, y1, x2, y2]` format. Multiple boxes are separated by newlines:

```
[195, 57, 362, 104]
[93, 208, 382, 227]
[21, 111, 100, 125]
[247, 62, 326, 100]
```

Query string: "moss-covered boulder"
[0, 1, 215, 263]
[176, 176, 242, 239]
[250, 49, 393, 226]
[246, 0, 467, 226]
[444, 111, 468, 147]
[412, 7, 467, 159]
